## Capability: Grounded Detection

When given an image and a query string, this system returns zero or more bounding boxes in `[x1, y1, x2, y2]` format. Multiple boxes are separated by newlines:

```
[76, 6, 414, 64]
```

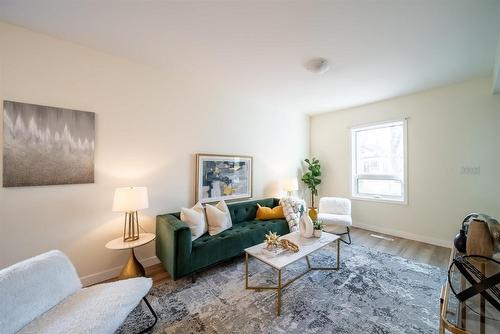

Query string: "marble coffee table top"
[245, 231, 339, 270]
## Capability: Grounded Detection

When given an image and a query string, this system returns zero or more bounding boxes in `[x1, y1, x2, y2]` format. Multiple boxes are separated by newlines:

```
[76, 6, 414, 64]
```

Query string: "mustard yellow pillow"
[256, 204, 285, 220]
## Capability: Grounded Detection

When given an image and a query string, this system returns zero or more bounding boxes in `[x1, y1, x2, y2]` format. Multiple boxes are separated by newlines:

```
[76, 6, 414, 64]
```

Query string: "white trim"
[351, 119, 404, 132]
[350, 196, 407, 205]
[350, 119, 408, 204]
[353, 222, 452, 248]
[355, 174, 401, 180]
[403, 118, 408, 203]
[349, 117, 410, 130]
[79, 256, 160, 287]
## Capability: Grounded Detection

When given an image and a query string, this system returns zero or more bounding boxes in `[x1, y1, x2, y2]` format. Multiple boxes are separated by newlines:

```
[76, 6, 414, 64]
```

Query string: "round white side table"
[105, 232, 155, 280]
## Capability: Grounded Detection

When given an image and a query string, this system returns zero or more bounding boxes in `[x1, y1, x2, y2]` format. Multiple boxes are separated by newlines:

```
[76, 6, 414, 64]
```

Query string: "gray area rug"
[118, 243, 445, 333]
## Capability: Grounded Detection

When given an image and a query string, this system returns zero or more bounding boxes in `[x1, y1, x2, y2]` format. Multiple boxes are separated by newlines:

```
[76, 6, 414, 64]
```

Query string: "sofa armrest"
[156, 214, 192, 280]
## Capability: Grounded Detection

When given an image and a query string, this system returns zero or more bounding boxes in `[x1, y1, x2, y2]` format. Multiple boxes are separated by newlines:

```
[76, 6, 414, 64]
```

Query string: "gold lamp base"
[118, 249, 146, 279]
[123, 211, 140, 242]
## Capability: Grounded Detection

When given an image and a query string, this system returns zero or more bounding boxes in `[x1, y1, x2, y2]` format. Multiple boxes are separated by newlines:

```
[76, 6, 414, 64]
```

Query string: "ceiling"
[0, 0, 499, 114]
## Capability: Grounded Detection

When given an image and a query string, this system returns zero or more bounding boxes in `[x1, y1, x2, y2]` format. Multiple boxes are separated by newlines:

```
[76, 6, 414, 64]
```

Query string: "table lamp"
[283, 177, 299, 197]
[112, 186, 149, 242]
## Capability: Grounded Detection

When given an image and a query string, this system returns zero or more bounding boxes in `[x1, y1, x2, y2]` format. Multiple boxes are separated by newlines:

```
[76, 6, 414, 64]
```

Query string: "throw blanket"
[280, 197, 306, 232]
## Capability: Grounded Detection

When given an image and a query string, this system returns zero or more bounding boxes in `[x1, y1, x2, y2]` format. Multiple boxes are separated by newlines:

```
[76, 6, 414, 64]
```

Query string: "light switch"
[460, 166, 480, 175]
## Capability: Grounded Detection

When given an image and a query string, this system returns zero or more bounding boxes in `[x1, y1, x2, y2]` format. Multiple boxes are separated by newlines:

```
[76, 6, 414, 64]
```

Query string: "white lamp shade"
[112, 187, 149, 212]
[283, 177, 299, 192]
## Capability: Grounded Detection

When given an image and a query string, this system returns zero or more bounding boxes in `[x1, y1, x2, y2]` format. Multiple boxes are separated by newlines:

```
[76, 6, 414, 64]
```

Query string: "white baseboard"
[80, 256, 161, 287]
[353, 222, 452, 248]
[141, 255, 161, 268]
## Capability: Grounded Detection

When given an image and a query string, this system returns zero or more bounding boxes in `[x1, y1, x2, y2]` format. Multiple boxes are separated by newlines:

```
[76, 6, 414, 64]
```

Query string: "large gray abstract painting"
[3, 101, 95, 187]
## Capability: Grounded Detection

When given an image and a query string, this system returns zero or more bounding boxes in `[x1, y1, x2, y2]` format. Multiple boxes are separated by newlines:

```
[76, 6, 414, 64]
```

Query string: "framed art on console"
[195, 154, 252, 203]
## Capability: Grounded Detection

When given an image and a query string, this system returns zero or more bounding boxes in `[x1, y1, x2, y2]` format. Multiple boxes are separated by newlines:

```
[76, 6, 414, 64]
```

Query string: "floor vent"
[370, 234, 394, 241]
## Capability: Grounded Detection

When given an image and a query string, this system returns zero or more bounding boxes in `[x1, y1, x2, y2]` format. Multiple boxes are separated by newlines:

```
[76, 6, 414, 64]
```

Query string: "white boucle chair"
[0, 250, 157, 334]
[318, 197, 352, 244]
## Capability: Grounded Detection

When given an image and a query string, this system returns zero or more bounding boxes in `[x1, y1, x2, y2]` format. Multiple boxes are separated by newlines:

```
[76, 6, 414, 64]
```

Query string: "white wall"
[0, 22, 309, 284]
[311, 77, 500, 247]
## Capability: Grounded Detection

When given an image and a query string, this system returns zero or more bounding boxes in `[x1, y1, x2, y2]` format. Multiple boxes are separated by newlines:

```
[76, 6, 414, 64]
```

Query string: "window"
[351, 120, 407, 203]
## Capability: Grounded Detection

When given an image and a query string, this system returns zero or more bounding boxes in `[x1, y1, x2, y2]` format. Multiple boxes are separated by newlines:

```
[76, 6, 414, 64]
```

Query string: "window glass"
[352, 120, 406, 203]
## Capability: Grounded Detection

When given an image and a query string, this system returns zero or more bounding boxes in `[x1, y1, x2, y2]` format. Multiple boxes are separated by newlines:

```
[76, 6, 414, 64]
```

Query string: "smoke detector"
[305, 58, 330, 74]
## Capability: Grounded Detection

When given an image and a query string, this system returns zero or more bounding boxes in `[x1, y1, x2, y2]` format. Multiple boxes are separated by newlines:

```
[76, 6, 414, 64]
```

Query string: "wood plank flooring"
[143, 227, 451, 285]
[349, 227, 450, 269]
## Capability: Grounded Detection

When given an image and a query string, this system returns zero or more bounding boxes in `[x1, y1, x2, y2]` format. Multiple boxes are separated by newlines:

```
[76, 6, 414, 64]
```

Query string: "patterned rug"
[118, 243, 446, 333]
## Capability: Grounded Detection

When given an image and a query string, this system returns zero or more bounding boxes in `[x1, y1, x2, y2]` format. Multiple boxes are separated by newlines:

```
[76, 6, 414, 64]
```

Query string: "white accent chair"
[0, 250, 157, 334]
[318, 197, 352, 244]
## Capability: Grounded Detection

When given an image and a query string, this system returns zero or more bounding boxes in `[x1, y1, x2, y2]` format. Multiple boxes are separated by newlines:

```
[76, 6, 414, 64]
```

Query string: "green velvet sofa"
[156, 198, 290, 280]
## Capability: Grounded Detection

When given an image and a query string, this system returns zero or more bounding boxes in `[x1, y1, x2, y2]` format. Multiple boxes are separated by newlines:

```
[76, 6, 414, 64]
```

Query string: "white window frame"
[350, 119, 408, 204]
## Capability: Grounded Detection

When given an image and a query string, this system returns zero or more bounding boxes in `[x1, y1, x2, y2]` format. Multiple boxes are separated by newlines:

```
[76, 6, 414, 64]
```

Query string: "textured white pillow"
[180, 202, 207, 240]
[205, 200, 233, 236]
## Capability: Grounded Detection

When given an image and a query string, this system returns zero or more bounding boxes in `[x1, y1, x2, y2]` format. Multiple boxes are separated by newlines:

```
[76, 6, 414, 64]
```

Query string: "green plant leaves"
[302, 157, 321, 198]
[313, 219, 324, 230]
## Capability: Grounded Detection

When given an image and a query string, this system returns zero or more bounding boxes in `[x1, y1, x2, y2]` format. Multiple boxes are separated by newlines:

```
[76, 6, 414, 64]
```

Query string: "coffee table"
[244, 231, 340, 316]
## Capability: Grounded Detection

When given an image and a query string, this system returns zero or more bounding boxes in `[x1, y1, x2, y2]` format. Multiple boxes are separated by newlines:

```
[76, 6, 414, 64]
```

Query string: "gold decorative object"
[264, 231, 280, 250]
[280, 239, 299, 252]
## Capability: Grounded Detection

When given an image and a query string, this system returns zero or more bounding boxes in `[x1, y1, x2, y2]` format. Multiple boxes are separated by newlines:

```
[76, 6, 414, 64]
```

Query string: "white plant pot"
[313, 229, 322, 238]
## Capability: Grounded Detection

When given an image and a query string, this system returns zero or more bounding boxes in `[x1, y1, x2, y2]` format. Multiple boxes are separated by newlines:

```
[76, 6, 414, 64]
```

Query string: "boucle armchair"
[318, 197, 353, 244]
[0, 250, 157, 334]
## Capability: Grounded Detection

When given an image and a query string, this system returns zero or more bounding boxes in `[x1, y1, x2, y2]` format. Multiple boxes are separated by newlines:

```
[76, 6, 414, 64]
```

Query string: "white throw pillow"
[205, 200, 233, 236]
[180, 202, 207, 240]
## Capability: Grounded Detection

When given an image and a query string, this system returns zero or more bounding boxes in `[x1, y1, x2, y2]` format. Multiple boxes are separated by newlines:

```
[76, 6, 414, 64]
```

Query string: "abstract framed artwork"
[195, 153, 252, 203]
[3, 100, 95, 187]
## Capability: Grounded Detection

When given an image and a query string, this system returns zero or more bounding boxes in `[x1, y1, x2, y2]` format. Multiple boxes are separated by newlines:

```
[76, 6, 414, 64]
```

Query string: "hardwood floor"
[143, 227, 451, 285]
[145, 261, 171, 285]
[349, 227, 451, 269]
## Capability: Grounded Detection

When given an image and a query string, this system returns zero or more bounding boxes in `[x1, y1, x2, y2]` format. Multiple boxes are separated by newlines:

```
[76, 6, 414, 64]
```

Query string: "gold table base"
[119, 248, 146, 279]
[245, 239, 340, 316]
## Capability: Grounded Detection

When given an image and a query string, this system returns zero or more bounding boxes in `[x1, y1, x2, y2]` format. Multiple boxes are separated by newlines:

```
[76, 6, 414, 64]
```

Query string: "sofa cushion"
[317, 213, 352, 227]
[19, 277, 152, 334]
[228, 198, 276, 224]
[0, 250, 82, 334]
[180, 202, 207, 240]
[318, 197, 351, 215]
[206, 200, 232, 235]
[256, 204, 285, 220]
[190, 219, 289, 271]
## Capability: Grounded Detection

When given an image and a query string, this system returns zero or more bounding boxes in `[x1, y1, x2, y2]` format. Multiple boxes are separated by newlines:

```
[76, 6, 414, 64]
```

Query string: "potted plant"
[313, 220, 324, 238]
[301, 157, 321, 219]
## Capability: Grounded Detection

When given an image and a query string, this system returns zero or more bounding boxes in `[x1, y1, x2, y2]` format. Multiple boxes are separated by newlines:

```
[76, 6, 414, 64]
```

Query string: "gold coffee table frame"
[245, 238, 340, 316]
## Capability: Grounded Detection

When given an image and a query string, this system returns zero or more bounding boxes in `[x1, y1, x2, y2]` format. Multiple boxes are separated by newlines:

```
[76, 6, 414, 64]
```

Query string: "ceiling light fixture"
[305, 58, 330, 74]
